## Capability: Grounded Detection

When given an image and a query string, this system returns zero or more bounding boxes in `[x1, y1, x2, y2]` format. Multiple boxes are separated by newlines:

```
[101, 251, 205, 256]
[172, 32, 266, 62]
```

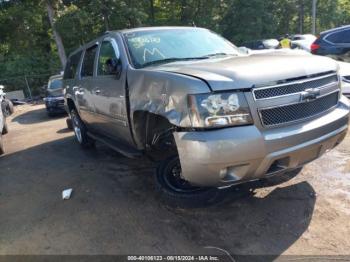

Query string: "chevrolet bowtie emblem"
[300, 88, 321, 101]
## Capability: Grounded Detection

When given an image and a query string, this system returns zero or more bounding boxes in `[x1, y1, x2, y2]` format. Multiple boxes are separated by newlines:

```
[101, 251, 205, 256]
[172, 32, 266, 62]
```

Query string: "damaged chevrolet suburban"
[64, 27, 350, 201]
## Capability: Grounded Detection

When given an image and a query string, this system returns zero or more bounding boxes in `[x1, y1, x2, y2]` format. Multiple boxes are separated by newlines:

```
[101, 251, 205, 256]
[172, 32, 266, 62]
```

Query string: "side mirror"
[106, 58, 122, 79]
[238, 46, 251, 54]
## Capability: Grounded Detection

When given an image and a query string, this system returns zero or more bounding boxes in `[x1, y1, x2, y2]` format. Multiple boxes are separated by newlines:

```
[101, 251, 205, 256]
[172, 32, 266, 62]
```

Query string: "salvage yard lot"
[1, 104, 350, 256]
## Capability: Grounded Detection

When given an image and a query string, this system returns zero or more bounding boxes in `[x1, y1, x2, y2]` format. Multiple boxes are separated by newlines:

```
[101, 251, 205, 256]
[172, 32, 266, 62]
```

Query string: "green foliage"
[1, 0, 350, 84]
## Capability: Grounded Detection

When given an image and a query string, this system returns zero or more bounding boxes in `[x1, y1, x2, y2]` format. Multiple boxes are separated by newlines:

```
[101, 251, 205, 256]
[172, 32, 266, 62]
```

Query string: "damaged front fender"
[127, 67, 211, 128]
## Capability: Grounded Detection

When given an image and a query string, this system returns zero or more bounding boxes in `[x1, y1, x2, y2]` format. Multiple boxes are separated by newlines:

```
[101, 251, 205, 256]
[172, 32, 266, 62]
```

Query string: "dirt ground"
[1, 104, 350, 258]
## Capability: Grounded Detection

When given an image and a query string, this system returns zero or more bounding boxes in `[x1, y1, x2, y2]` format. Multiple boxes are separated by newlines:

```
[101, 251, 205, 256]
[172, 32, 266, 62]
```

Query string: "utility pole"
[312, 0, 317, 35]
[299, 0, 304, 34]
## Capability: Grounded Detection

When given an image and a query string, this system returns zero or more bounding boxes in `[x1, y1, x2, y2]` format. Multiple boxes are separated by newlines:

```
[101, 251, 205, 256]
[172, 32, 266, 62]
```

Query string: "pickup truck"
[64, 27, 350, 202]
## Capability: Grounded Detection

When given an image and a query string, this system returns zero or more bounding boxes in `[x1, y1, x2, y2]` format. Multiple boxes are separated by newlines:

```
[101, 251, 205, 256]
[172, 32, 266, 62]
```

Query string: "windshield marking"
[143, 48, 166, 62]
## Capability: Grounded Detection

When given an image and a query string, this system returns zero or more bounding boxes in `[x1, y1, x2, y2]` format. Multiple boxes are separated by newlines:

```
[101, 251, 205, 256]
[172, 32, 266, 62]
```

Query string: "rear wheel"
[66, 118, 73, 130]
[155, 156, 219, 207]
[70, 109, 95, 148]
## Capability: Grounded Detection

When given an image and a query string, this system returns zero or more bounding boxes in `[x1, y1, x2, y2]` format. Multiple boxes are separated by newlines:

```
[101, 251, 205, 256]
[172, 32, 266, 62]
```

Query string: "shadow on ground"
[0, 135, 316, 257]
[11, 107, 66, 125]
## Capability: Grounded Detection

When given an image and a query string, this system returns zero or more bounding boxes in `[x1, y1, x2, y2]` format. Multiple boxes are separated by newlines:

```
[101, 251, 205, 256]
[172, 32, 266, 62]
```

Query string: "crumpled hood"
[156, 50, 339, 91]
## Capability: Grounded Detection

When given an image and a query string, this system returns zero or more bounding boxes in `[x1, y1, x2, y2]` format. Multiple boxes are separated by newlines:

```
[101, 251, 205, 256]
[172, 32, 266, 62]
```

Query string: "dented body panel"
[127, 67, 209, 128]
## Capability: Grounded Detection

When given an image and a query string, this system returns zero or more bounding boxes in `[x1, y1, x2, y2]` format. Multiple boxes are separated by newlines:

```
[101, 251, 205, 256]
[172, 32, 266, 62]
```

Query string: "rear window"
[63, 51, 82, 80]
[326, 29, 350, 44]
[48, 79, 62, 89]
[81, 45, 98, 77]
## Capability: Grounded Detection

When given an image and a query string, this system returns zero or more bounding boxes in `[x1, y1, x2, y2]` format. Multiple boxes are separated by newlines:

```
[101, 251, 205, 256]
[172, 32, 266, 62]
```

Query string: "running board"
[87, 132, 142, 158]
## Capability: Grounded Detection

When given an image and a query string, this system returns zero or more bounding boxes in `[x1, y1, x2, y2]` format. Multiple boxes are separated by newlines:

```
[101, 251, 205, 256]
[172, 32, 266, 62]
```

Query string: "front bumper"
[45, 97, 66, 113]
[174, 96, 350, 187]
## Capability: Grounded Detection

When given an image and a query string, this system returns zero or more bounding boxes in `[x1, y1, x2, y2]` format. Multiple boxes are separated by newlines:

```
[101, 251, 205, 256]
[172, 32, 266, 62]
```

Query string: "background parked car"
[0, 85, 14, 117]
[242, 39, 279, 50]
[291, 34, 317, 52]
[311, 25, 350, 62]
[44, 74, 66, 117]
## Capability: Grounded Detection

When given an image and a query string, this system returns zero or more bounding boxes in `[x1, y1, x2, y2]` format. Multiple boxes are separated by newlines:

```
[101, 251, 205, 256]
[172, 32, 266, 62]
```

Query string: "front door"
[91, 38, 133, 145]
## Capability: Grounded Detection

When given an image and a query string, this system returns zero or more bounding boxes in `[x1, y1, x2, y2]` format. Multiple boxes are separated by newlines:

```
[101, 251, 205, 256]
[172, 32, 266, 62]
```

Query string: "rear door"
[63, 50, 82, 109]
[325, 29, 350, 62]
[91, 37, 133, 145]
[77, 45, 99, 126]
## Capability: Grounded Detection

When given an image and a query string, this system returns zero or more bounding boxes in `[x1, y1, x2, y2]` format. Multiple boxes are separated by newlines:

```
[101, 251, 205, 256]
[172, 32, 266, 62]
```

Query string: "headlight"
[188, 92, 253, 128]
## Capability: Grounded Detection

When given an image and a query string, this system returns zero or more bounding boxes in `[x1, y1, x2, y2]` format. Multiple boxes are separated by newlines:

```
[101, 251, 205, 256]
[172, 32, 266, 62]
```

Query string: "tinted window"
[48, 79, 62, 89]
[81, 45, 98, 77]
[63, 51, 82, 79]
[327, 29, 350, 44]
[98, 41, 119, 75]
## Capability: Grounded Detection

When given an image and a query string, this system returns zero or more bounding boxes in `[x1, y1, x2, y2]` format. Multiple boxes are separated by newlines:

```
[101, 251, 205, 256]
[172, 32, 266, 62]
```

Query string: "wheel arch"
[132, 110, 178, 160]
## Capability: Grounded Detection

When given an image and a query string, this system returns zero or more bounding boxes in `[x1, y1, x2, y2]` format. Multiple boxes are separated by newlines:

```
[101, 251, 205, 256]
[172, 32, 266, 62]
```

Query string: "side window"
[327, 30, 350, 44]
[81, 45, 98, 77]
[97, 41, 119, 76]
[63, 51, 82, 79]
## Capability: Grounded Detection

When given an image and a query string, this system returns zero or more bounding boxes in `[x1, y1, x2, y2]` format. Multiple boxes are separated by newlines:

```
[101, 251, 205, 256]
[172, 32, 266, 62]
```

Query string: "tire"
[70, 109, 95, 148]
[2, 120, 8, 135]
[66, 118, 73, 130]
[0, 135, 4, 155]
[6, 99, 14, 115]
[155, 155, 220, 208]
[1, 99, 13, 117]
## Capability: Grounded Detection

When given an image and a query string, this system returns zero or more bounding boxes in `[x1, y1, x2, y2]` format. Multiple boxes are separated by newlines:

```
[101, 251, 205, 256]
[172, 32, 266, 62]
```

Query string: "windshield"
[48, 79, 62, 90]
[123, 28, 240, 68]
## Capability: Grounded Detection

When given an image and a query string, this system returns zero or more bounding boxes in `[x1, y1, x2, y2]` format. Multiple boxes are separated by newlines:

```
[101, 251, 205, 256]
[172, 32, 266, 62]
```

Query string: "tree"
[46, 0, 67, 68]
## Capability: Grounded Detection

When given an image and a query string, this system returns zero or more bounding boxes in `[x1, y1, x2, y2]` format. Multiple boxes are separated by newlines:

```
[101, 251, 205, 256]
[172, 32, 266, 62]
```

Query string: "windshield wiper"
[141, 57, 209, 68]
[201, 52, 238, 58]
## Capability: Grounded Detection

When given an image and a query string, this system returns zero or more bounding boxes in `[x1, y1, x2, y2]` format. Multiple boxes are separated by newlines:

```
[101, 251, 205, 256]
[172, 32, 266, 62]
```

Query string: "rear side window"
[326, 29, 350, 44]
[63, 51, 82, 79]
[81, 45, 98, 77]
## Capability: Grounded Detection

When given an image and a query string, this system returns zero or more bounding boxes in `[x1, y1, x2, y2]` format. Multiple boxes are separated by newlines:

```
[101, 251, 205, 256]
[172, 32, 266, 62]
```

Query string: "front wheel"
[155, 156, 219, 207]
[70, 109, 95, 148]
[1, 99, 14, 117]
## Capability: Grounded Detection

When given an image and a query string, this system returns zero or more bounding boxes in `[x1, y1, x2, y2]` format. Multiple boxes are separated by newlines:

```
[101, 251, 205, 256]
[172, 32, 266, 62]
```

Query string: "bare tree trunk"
[299, 0, 304, 34]
[101, 0, 110, 31]
[46, 0, 67, 69]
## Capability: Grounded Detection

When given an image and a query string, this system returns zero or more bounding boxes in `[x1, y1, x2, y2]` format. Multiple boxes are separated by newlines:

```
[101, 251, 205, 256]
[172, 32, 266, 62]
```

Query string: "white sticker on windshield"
[143, 48, 165, 62]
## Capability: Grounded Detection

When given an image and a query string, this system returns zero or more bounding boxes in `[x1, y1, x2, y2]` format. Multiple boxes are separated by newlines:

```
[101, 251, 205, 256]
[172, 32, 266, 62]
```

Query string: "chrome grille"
[254, 74, 338, 100]
[260, 92, 339, 126]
